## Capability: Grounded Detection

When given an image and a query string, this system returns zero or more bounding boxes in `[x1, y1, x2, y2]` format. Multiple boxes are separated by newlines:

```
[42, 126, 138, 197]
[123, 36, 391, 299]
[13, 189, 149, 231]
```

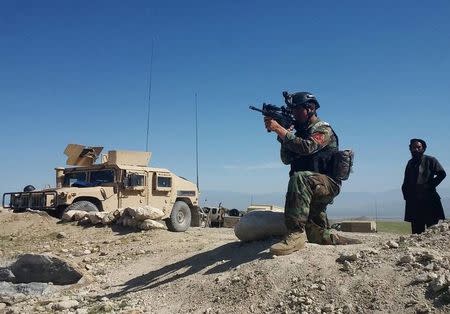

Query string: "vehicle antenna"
[195, 92, 200, 191]
[145, 39, 155, 152]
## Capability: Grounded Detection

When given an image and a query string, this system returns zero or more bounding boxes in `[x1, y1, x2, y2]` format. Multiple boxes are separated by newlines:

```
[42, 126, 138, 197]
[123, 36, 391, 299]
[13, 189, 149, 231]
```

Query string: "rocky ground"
[0, 207, 449, 314]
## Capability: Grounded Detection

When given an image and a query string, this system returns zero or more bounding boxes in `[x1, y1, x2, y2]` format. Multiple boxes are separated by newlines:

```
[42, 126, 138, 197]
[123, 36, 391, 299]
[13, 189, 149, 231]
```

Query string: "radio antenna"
[145, 39, 155, 152]
[195, 92, 199, 191]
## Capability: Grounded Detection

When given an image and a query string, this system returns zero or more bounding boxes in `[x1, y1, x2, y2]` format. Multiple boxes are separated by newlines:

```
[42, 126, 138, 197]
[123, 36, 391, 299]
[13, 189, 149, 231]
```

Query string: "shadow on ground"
[103, 238, 277, 298]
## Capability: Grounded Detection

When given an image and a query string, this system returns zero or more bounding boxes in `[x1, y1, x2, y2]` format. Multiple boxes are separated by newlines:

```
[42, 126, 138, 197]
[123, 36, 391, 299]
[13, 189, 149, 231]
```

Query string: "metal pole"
[145, 39, 154, 152]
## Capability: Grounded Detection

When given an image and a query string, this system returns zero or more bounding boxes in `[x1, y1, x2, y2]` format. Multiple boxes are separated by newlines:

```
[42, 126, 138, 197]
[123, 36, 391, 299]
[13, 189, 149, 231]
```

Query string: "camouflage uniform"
[280, 119, 341, 244]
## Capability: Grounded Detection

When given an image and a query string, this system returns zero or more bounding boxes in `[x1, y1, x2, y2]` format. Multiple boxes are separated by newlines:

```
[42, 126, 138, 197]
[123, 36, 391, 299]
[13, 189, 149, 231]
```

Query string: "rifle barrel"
[249, 106, 263, 113]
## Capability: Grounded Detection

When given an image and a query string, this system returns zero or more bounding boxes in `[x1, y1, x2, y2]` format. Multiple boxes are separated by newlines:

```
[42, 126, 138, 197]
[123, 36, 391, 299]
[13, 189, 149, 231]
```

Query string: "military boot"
[330, 234, 362, 245]
[270, 231, 307, 256]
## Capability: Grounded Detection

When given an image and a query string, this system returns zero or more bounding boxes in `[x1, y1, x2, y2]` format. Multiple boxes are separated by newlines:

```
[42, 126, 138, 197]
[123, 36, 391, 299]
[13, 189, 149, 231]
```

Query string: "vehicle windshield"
[63, 169, 115, 187]
[64, 172, 87, 187]
[90, 169, 115, 185]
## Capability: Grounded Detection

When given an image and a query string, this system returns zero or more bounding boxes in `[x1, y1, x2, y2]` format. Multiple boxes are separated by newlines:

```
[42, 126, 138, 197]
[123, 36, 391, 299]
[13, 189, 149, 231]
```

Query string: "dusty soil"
[0, 208, 449, 314]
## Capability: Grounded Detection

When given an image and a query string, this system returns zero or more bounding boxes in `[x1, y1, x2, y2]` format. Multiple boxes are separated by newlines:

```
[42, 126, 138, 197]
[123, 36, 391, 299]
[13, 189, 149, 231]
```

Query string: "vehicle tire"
[65, 200, 99, 213]
[166, 201, 191, 232]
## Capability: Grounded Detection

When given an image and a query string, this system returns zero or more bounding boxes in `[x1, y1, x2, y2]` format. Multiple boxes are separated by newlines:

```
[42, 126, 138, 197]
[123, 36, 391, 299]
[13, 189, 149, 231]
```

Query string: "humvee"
[2, 144, 201, 232]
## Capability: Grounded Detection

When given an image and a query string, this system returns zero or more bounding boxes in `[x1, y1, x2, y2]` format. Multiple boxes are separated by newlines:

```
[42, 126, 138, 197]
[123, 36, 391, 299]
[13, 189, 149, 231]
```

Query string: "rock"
[72, 210, 88, 221]
[322, 304, 334, 312]
[421, 251, 440, 262]
[234, 210, 288, 242]
[342, 260, 352, 272]
[87, 212, 107, 225]
[415, 303, 430, 313]
[62, 210, 86, 222]
[0, 302, 6, 310]
[124, 206, 165, 221]
[387, 240, 399, 248]
[414, 274, 431, 283]
[429, 275, 449, 293]
[138, 219, 166, 230]
[53, 299, 79, 310]
[0, 281, 53, 297]
[102, 212, 118, 225]
[439, 222, 449, 232]
[399, 254, 415, 264]
[310, 283, 319, 289]
[9, 254, 83, 285]
[76, 309, 88, 314]
[424, 263, 434, 271]
[342, 304, 353, 314]
[118, 216, 139, 228]
[82, 257, 91, 263]
[56, 232, 67, 239]
[0, 268, 16, 282]
[337, 253, 360, 263]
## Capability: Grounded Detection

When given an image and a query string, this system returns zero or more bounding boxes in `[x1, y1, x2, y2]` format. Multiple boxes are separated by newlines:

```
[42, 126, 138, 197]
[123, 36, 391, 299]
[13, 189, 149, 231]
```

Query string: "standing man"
[264, 91, 359, 256]
[402, 139, 446, 234]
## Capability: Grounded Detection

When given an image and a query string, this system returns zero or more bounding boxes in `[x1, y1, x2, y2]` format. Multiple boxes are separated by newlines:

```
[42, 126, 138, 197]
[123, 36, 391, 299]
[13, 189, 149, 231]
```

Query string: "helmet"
[23, 185, 36, 192]
[288, 92, 320, 109]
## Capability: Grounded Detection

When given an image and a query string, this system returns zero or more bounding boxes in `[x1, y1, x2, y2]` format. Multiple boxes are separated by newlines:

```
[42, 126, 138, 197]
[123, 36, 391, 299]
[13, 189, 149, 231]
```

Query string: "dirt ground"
[0, 208, 449, 314]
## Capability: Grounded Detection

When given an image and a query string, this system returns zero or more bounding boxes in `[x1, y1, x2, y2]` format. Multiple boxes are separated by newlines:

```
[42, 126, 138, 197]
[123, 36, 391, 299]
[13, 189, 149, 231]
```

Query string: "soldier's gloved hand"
[264, 117, 281, 132]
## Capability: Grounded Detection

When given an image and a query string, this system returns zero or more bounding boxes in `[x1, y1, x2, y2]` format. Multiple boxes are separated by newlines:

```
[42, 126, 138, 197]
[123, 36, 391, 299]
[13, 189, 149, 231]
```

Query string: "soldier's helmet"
[285, 92, 320, 109]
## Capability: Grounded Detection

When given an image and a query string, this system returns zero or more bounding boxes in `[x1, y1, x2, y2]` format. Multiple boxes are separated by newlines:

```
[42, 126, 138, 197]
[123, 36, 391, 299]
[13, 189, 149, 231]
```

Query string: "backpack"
[311, 121, 354, 181]
[331, 149, 354, 181]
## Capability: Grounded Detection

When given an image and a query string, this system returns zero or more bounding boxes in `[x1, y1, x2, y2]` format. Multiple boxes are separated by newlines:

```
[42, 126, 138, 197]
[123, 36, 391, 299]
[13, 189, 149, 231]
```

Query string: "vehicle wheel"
[166, 201, 191, 232]
[65, 200, 99, 213]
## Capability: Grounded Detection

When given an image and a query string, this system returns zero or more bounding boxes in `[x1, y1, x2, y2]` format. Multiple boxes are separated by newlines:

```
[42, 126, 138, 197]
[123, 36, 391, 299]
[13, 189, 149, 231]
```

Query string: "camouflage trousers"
[285, 171, 340, 245]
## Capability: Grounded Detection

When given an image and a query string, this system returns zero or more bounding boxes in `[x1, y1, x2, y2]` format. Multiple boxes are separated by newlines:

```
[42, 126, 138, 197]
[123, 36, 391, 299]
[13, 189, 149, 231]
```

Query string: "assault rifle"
[249, 103, 295, 132]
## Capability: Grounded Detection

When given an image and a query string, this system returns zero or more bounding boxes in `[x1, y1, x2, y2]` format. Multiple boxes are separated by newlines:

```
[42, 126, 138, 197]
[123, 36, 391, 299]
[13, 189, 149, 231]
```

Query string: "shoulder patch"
[311, 132, 326, 145]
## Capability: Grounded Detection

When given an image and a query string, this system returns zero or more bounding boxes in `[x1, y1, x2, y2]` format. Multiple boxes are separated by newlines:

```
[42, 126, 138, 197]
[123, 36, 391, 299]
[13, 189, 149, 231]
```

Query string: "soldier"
[402, 139, 446, 234]
[264, 91, 359, 255]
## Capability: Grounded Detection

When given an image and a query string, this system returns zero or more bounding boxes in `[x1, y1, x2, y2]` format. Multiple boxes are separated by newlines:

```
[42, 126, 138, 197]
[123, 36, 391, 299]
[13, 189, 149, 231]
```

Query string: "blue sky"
[1, 1, 450, 199]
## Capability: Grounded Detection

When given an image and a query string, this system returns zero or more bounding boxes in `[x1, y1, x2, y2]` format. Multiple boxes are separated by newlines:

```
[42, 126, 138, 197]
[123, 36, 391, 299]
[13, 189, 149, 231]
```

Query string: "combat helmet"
[283, 91, 320, 109]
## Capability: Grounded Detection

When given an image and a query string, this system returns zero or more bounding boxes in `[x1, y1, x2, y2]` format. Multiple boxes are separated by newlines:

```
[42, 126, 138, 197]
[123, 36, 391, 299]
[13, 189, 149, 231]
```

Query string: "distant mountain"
[201, 188, 450, 220]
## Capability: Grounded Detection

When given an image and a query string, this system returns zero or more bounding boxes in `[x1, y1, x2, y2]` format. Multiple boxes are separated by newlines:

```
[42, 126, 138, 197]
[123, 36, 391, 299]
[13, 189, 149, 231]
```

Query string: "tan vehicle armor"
[2, 144, 201, 232]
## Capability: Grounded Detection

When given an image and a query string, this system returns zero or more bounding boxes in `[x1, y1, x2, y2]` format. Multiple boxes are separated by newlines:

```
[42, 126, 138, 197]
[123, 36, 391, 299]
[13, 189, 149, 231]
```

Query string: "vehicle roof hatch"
[64, 144, 103, 166]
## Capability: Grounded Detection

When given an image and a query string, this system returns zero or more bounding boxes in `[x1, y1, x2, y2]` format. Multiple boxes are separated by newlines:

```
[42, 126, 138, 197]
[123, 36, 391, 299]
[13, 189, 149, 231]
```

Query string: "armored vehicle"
[2, 144, 201, 232]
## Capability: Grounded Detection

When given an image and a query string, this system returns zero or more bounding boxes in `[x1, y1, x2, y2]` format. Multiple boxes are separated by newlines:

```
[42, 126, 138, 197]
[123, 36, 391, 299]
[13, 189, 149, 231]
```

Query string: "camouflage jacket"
[280, 118, 338, 165]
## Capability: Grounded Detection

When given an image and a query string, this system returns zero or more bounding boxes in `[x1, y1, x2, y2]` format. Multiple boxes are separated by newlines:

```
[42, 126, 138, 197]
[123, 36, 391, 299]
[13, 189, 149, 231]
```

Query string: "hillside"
[0, 209, 449, 313]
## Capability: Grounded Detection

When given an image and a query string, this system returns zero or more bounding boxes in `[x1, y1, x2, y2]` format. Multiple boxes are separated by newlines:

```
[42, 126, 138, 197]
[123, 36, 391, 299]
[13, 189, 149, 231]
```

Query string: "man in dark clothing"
[402, 138, 446, 234]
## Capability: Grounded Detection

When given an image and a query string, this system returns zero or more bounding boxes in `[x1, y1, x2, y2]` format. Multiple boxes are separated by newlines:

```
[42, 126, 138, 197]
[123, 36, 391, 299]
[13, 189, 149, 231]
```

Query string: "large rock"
[234, 210, 288, 242]
[118, 215, 139, 228]
[87, 212, 107, 225]
[124, 206, 165, 221]
[62, 210, 87, 222]
[9, 254, 83, 285]
[0, 281, 54, 297]
[102, 210, 121, 225]
[138, 219, 166, 230]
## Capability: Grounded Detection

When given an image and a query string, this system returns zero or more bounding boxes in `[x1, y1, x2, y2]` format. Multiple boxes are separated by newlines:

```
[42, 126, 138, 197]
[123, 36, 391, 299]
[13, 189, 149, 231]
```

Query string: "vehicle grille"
[3, 191, 57, 210]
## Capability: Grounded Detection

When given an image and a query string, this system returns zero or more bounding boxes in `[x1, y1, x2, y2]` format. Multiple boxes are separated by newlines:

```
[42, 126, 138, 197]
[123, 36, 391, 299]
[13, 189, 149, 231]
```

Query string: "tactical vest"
[289, 121, 338, 177]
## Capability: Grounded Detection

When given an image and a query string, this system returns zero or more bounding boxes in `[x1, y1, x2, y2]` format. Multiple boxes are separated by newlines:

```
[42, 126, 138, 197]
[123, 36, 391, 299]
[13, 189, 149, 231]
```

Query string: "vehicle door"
[120, 170, 148, 208]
